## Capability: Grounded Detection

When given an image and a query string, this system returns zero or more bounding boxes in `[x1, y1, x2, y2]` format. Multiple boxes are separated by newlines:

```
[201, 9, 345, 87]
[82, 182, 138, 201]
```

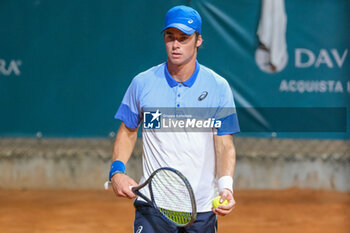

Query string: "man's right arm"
[110, 122, 139, 199]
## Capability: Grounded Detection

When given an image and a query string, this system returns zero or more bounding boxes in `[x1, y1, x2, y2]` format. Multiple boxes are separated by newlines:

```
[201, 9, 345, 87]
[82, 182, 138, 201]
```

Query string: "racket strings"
[151, 169, 194, 225]
[159, 208, 192, 225]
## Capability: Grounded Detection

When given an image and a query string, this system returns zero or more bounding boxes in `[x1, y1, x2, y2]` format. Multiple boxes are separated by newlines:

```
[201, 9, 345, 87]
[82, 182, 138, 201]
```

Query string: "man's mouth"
[172, 52, 182, 58]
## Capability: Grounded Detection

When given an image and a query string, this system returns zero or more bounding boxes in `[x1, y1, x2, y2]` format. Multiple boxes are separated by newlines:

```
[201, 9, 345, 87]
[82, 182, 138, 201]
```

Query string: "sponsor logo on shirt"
[198, 91, 208, 101]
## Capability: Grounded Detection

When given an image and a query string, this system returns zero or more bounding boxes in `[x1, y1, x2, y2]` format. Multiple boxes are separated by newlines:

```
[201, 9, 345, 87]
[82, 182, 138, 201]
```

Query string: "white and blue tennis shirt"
[115, 61, 240, 212]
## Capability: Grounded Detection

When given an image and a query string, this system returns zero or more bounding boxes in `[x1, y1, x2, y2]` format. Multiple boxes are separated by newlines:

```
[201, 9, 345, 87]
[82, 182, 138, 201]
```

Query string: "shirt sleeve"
[215, 80, 240, 135]
[114, 78, 142, 129]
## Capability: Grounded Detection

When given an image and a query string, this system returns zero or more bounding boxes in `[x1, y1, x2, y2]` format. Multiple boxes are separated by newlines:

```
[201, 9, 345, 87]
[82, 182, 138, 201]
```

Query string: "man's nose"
[172, 39, 180, 49]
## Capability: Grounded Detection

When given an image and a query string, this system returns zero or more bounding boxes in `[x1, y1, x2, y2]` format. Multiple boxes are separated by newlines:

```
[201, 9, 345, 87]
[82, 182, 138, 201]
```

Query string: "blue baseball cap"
[162, 5, 202, 35]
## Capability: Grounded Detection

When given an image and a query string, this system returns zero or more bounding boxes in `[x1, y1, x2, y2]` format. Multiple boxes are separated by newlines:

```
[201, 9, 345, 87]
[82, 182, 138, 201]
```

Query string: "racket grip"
[105, 182, 134, 192]
[104, 181, 112, 190]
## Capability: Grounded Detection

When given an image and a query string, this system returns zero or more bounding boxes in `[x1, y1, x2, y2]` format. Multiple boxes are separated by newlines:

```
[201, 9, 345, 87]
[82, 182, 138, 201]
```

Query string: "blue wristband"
[109, 160, 126, 181]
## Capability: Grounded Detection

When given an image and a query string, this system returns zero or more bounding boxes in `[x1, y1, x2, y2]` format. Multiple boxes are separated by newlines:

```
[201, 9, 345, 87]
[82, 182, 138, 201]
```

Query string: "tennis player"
[109, 5, 240, 233]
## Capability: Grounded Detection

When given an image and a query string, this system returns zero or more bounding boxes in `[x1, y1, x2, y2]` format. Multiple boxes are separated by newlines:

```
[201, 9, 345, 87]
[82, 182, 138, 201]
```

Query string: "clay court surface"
[0, 189, 349, 233]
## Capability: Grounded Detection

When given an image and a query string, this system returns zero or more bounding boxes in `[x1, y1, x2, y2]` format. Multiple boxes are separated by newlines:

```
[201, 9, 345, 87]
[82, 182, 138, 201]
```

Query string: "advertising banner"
[0, 0, 348, 139]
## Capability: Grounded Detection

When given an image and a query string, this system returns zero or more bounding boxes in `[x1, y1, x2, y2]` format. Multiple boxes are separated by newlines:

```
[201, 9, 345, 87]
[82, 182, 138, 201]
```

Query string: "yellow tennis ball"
[212, 196, 229, 209]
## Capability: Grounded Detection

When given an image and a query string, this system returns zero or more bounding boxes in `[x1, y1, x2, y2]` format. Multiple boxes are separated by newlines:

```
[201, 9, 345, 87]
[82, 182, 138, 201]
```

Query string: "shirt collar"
[164, 61, 200, 88]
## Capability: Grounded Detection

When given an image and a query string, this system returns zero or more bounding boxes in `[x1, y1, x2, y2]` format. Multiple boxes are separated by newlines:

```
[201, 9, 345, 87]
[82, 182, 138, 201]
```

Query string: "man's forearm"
[214, 134, 236, 182]
[112, 122, 138, 164]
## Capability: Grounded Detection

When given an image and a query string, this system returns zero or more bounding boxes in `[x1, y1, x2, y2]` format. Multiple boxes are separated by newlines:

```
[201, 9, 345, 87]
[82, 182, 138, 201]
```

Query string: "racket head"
[148, 167, 197, 227]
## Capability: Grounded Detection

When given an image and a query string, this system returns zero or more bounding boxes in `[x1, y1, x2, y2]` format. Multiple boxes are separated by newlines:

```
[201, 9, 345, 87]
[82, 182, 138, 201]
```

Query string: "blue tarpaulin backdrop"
[0, 0, 349, 138]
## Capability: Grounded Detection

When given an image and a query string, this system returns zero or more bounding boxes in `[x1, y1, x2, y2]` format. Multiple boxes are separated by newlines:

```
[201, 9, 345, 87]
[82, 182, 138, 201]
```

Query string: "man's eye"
[179, 37, 188, 42]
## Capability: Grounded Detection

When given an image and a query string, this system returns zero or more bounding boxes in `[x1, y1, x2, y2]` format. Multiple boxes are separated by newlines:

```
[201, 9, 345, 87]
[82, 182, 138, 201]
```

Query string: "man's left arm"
[213, 134, 236, 216]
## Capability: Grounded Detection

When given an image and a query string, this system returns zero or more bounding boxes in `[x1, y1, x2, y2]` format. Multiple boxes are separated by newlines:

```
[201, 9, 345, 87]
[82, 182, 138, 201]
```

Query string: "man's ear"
[196, 35, 203, 48]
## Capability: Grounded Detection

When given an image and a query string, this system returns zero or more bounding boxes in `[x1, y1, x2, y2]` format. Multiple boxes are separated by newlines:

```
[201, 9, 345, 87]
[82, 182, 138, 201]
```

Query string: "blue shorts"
[133, 200, 217, 233]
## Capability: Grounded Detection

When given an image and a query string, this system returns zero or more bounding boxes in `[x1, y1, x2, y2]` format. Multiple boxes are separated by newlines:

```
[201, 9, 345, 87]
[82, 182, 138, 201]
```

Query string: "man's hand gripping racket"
[105, 167, 197, 227]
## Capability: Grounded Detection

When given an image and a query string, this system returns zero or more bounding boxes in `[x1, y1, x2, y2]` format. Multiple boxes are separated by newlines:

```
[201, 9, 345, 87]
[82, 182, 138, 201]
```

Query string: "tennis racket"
[105, 167, 197, 227]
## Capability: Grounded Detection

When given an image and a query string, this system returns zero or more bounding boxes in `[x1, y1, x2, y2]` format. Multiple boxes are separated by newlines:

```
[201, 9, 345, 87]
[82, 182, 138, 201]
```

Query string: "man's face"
[164, 27, 202, 66]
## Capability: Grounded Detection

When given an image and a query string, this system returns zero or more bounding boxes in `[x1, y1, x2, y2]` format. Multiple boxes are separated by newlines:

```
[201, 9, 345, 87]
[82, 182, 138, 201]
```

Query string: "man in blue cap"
[109, 5, 240, 232]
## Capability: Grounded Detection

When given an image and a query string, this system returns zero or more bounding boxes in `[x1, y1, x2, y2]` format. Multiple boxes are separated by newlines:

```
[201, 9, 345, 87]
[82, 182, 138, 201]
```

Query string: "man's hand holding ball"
[212, 189, 236, 216]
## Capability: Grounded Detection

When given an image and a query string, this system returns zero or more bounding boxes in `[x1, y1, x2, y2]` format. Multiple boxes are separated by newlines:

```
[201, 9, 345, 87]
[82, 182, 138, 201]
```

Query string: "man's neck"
[167, 57, 197, 83]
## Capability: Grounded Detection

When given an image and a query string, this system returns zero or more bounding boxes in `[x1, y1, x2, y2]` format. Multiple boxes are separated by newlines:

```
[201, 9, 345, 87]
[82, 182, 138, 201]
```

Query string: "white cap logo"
[188, 19, 193, 24]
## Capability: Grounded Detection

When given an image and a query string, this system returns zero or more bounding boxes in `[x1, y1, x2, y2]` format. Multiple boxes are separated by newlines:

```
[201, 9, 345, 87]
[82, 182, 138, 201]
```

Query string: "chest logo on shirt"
[198, 91, 208, 101]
